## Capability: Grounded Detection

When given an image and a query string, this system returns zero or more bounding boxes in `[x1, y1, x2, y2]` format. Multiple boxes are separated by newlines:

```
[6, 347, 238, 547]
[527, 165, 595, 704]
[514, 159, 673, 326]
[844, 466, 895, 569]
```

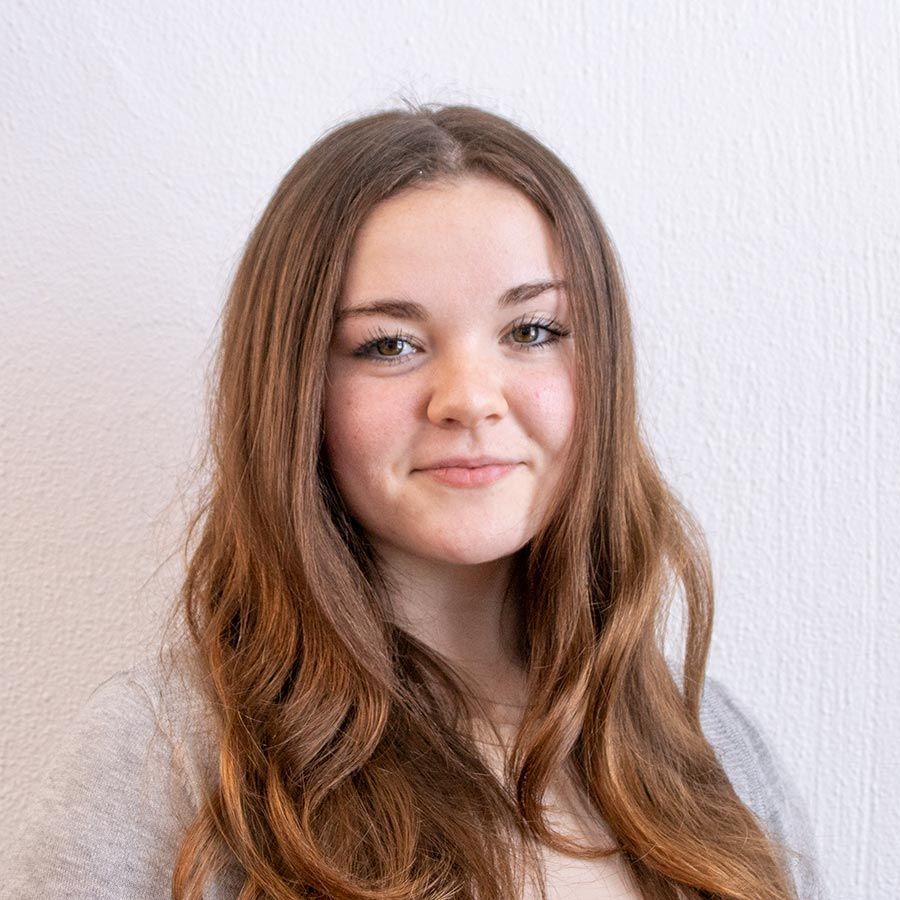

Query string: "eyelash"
[351, 316, 572, 367]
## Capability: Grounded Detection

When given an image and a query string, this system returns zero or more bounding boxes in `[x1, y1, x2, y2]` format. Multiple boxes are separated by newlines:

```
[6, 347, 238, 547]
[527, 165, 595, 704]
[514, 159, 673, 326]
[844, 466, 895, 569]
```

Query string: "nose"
[425, 354, 509, 428]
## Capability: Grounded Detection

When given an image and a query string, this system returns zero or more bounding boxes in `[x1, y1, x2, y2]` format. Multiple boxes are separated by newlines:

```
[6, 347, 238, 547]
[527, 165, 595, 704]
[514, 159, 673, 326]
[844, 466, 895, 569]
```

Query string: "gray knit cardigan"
[5, 649, 829, 899]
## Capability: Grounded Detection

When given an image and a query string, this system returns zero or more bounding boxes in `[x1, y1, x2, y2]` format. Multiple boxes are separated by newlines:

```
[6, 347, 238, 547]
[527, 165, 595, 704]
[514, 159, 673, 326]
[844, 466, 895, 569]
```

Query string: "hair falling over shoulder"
[159, 100, 799, 900]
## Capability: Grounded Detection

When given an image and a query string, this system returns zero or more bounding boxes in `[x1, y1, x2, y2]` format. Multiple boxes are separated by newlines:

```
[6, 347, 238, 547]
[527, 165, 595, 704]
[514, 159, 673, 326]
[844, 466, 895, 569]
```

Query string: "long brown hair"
[161, 100, 799, 899]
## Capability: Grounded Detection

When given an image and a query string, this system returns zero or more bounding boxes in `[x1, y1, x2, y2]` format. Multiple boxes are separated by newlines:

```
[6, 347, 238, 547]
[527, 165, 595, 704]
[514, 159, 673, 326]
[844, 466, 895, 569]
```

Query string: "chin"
[413, 533, 528, 567]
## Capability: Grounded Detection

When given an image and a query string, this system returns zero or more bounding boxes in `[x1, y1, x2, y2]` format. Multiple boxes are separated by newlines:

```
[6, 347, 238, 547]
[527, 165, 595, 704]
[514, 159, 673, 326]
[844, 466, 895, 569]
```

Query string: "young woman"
[8, 102, 827, 899]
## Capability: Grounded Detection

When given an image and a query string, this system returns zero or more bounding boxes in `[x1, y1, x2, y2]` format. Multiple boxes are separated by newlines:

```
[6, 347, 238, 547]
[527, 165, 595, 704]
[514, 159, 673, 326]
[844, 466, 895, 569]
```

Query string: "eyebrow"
[335, 279, 566, 323]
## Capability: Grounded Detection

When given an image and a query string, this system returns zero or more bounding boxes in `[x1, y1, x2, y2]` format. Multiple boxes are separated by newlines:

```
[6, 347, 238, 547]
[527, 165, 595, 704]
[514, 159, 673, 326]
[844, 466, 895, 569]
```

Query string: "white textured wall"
[2, 2, 897, 896]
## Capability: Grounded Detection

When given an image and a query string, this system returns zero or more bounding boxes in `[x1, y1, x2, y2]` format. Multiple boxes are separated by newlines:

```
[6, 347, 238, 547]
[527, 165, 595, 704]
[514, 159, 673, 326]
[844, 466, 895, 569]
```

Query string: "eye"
[351, 316, 571, 367]
[507, 315, 570, 350]
[351, 327, 418, 366]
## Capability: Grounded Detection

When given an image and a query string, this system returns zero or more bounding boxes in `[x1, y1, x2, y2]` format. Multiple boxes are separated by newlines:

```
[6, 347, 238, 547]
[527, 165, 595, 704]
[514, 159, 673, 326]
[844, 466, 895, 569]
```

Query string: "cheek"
[322, 376, 411, 482]
[518, 370, 576, 453]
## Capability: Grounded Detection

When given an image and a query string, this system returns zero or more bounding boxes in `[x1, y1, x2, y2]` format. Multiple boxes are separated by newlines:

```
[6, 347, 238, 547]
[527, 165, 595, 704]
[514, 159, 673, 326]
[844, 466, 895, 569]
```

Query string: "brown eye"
[352, 329, 418, 366]
[511, 324, 541, 344]
[505, 317, 570, 353]
[373, 337, 406, 357]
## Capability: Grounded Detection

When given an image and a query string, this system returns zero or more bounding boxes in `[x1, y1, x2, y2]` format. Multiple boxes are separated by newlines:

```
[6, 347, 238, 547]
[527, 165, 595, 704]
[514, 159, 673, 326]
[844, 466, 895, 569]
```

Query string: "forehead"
[340, 174, 563, 301]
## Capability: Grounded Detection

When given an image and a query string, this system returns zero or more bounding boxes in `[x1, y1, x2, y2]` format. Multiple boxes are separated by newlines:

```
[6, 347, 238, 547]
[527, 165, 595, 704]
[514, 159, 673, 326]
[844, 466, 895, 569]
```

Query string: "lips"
[416, 455, 519, 470]
[418, 462, 520, 488]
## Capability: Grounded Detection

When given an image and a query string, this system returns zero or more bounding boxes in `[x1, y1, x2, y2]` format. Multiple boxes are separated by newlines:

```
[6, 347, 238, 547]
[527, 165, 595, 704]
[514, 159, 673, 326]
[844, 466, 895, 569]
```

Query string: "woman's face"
[323, 173, 576, 567]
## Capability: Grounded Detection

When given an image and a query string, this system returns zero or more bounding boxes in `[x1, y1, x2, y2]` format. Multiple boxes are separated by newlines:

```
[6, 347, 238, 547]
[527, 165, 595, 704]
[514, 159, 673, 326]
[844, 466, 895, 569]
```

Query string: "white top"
[467, 716, 642, 898]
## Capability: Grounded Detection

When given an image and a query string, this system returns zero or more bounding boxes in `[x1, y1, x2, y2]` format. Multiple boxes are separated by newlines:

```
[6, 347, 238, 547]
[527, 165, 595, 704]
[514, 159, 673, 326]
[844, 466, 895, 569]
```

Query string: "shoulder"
[57, 642, 220, 806]
[5, 644, 225, 900]
[699, 674, 830, 900]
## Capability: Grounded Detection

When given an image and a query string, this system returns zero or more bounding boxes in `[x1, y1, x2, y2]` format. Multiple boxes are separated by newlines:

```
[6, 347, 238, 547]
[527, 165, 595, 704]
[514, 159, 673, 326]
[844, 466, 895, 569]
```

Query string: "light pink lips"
[417, 463, 520, 488]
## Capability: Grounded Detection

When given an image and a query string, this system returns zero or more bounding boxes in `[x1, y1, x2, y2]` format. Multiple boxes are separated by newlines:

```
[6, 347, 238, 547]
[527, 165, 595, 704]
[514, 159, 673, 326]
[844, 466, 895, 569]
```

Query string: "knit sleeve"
[4, 669, 200, 900]
[701, 675, 831, 900]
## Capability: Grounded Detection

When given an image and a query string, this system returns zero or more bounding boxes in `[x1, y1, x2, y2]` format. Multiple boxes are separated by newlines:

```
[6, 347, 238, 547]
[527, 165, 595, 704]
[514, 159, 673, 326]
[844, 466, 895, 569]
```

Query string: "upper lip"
[417, 455, 520, 470]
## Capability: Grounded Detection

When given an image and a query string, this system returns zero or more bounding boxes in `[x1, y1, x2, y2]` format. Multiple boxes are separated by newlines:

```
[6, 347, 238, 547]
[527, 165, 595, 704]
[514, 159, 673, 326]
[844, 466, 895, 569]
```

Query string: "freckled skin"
[323, 173, 576, 569]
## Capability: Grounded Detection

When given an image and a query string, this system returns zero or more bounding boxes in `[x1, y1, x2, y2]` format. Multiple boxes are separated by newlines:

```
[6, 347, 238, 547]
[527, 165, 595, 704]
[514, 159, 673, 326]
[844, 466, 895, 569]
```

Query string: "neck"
[374, 541, 528, 706]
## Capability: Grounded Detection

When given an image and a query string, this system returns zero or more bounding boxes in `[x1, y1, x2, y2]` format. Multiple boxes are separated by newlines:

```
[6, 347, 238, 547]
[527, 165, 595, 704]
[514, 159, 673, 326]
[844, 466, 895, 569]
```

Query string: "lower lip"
[417, 463, 520, 487]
